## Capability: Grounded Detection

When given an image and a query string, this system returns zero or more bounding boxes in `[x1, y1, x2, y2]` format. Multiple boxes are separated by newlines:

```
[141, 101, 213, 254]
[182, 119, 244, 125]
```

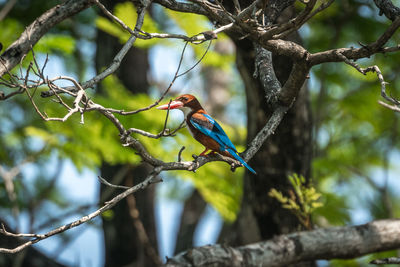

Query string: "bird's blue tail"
[227, 148, 256, 175]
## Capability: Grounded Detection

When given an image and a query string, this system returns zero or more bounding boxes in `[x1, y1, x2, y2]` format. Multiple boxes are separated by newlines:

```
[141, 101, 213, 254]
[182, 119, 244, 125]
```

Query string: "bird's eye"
[182, 97, 188, 101]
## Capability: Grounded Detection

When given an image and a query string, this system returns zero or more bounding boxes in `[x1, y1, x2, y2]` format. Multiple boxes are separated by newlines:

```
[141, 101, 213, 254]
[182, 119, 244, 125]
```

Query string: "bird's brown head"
[157, 94, 203, 111]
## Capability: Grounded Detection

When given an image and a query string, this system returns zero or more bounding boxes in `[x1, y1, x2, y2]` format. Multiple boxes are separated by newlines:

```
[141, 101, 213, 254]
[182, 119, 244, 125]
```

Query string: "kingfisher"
[157, 94, 256, 174]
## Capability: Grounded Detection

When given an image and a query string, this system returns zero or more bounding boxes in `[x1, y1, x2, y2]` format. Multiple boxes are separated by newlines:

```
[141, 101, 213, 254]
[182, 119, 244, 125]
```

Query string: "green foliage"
[102, 209, 115, 220]
[96, 2, 160, 48]
[269, 174, 323, 228]
[35, 34, 76, 55]
[308, 1, 400, 232]
[0, 19, 24, 48]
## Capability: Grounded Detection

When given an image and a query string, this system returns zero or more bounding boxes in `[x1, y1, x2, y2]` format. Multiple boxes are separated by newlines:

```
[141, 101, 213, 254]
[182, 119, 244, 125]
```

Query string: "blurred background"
[0, 0, 400, 266]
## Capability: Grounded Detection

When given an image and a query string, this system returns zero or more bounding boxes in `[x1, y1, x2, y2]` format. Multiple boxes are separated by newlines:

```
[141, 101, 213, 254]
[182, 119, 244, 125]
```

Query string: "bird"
[157, 94, 256, 174]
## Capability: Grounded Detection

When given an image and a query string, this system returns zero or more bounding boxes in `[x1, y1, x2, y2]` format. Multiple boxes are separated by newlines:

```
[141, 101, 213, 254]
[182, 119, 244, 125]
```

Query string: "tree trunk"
[220, 4, 312, 246]
[95, 1, 158, 266]
[174, 189, 206, 255]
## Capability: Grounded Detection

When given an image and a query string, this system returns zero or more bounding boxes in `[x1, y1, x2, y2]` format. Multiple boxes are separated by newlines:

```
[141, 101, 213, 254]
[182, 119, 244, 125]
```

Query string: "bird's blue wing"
[190, 113, 257, 174]
[190, 113, 237, 152]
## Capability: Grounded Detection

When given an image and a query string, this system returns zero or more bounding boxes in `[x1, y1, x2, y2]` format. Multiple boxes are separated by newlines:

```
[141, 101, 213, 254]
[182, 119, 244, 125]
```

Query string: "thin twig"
[336, 52, 400, 108]
[273, 0, 335, 39]
[97, 176, 130, 190]
[100, 40, 212, 116]
[178, 146, 185, 162]
[378, 100, 400, 112]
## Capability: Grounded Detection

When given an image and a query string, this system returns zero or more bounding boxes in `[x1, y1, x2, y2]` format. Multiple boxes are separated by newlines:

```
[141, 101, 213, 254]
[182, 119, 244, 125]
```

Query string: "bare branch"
[272, 0, 335, 39]
[99, 39, 213, 116]
[154, 0, 208, 16]
[0, 0, 94, 77]
[378, 100, 400, 112]
[373, 0, 400, 21]
[337, 55, 400, 108]
[97, 176, 130, 190]
[371, 257, 400, 265]
[95, 0, 224, 43]
[0, 169, 162, 253]
[309, 16, 400, 65]
[40, 2, 148, 98]
[165, 219, 400, 267]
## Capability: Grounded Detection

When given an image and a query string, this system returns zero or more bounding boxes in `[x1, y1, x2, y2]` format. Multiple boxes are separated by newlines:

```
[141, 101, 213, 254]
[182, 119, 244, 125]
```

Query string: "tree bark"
[166, 219, 400, 267]
[219, 3, 312, 246]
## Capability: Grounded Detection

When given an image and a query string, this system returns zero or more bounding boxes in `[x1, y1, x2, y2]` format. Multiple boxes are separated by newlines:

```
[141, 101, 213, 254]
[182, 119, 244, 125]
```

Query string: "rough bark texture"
[166, 219, 400, 266]
[96, 1, 158, 266]
[373, 0, 400, 21]
[219, 3, 312, 247]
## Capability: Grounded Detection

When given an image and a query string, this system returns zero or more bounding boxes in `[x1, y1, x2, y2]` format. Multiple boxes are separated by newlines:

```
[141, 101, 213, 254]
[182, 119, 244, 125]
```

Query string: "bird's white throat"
[178, 106, 192, 118]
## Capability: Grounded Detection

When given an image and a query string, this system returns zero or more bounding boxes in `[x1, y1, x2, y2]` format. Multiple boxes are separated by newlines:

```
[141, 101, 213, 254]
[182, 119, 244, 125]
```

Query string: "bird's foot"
[230, 163, 237, 172]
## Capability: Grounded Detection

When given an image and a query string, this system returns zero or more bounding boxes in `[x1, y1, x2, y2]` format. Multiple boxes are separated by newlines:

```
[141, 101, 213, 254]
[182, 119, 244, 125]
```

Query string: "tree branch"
[373, 0, 400, 21]
[165, 219, 400, 266]
[253, 43, 281, 105]
[242, 105, 290, 162]
[309, 16, 400, 65]
[371, 257, 400, 265]
[41, 1, 148, 98]
[0, 169, 162, 253]
[0, 0, 94, 77]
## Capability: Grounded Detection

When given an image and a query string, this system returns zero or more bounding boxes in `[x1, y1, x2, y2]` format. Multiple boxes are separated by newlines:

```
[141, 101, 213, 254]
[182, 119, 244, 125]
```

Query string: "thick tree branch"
[309, 16, 400, 65]
[154, 0, 208, 15]
[95, 0, 228, 43]
[264, 0, 317, 39]
[165, 219, 400, 266]
[253, 43, 281, 105]
[371, 257, 400, 265]
[373, 0, 400, 21]
[278, 62, 310, 105]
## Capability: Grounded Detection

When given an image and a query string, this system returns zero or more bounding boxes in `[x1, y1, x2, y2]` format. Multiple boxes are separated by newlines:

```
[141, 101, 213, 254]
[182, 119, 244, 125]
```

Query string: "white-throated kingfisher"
[157, 94, 256, 174]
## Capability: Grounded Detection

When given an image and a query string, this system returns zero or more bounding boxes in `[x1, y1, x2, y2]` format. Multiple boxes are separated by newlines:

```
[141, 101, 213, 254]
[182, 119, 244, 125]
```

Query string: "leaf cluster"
[269, 174, 323, 229]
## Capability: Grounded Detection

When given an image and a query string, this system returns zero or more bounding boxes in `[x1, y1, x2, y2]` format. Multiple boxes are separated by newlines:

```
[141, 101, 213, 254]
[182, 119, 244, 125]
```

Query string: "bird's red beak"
[157, 100, 184, 110]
